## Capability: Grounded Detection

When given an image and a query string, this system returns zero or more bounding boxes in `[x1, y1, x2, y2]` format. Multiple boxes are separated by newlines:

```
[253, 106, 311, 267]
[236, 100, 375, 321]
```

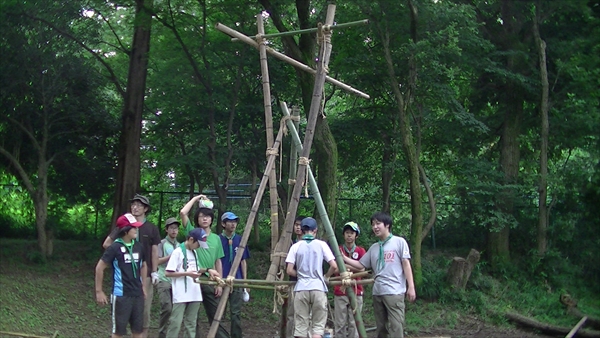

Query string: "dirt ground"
[149, 315, 556, 338]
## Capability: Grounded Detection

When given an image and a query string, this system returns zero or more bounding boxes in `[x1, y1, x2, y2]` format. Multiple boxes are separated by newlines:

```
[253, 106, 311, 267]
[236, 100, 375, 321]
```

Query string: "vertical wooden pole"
[287, 106, 300, 208]
[206, 128, 285, 338]
[257, 14, 280, 254]
[281, 102, 368, 338]
[266, 4, 337, 283]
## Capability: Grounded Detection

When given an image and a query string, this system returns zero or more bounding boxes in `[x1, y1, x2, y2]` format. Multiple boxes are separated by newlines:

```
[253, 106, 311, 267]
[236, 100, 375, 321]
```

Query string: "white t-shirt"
[166, 246, 203, 303]
[285, 239, 335, 292]
[359, 236, 411, 296]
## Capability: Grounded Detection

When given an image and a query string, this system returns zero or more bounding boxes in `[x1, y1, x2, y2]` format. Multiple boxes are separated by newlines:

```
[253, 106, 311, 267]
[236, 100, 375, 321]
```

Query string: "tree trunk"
[314, 116, 338, 226]
[111, 0, 154, 228]
[382, 134, 394, 214]
[489, 93, 521, 268]
[381, 28, 423, 287]
[34, 190, 49, 259]
[250, 162, 260, 245]
[486, 0, 526, 269]
[534, 5, 550, 256]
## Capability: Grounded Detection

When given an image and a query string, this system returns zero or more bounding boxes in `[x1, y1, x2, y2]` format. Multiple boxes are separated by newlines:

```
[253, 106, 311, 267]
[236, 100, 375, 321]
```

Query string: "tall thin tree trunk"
[382, 28, 423, 286]
[534, 5, 549, 256]
[314, 117, 338, 225]
[111, 0, 154, 228]
[382, 134, 394, 213]
[489, 93, 522, 268]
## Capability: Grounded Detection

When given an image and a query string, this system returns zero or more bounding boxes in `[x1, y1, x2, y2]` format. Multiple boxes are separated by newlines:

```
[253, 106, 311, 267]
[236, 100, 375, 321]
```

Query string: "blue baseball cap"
[221, 212, 240, 222]
[301, 217, 318, 231]
[189, 228, 209, 249]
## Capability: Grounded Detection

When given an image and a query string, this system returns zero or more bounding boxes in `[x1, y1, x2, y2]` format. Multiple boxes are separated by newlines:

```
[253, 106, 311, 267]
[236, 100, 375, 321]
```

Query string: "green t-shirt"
[185, 220, 224, 269]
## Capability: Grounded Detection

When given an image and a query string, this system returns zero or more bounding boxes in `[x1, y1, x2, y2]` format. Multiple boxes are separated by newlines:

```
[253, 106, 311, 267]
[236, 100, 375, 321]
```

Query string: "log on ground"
[505, 312, 600, 338]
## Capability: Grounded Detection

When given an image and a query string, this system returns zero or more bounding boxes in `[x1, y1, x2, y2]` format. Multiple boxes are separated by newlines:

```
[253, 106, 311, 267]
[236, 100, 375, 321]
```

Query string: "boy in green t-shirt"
[180, 195, 229, 338]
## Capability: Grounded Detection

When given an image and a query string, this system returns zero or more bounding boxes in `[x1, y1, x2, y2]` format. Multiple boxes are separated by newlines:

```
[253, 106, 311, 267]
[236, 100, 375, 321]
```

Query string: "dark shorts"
[111, 294, 144, 335]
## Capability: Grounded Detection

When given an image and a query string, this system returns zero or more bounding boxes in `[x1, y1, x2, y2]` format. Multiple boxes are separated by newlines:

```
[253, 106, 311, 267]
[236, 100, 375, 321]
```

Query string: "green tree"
[0, 0, 116, 257]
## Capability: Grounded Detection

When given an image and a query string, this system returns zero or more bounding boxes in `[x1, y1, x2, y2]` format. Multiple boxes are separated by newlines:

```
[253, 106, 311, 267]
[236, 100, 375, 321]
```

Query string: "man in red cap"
[95, 213, 148, 338]
[103, 194, 161, 338]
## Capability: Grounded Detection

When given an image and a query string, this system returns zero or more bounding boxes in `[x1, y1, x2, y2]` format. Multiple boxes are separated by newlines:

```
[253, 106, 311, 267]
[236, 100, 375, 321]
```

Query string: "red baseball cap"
[116, 213, 143, 228]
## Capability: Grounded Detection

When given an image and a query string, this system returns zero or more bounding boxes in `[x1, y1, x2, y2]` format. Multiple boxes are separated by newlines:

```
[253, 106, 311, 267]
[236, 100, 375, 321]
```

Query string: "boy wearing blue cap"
[285, 217, 338, 338]
[165, 228, 218, 337]
[219, 211, 250, 338]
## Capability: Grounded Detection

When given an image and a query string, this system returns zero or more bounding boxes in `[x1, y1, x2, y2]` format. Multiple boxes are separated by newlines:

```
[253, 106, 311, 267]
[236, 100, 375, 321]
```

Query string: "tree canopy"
[0, 0, 598, 285]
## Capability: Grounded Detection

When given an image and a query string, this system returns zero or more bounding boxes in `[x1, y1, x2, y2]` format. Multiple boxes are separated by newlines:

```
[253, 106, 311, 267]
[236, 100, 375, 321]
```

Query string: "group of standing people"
[95, 194, 249, 338]
[94, 193, 416, 338]
[285, 213, 416, 338]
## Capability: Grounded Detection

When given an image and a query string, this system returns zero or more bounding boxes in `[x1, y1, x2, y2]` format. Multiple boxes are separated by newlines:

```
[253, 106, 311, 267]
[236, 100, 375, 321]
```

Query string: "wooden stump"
[447, 249, 480, 289]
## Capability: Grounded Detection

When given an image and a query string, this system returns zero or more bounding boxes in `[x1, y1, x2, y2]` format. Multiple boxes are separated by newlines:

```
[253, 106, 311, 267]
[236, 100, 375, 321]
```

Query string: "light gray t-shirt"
[359, 236, 411, 296]
[286, 239, 335, 292]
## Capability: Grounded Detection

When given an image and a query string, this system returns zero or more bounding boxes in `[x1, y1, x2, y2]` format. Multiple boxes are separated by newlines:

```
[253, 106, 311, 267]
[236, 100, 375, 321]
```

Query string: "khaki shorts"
[294, 290, 328, 337]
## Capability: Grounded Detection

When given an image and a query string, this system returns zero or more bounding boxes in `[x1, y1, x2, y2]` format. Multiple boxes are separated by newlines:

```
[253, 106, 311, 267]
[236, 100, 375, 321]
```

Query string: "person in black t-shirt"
[96, 213, 147, 338]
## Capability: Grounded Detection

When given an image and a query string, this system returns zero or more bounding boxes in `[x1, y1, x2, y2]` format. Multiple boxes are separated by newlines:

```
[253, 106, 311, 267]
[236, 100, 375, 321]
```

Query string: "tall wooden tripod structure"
[209, 5, 370, 338]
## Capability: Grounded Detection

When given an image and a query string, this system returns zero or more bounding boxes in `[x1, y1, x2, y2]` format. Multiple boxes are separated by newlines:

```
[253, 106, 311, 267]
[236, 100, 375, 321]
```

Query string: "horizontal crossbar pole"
[215, 23, 370, 99]
[232, 19, 369, 41]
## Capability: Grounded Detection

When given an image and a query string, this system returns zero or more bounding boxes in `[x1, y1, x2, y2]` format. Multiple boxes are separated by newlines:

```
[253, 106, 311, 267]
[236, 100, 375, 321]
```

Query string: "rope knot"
[266, 147, 278, 157]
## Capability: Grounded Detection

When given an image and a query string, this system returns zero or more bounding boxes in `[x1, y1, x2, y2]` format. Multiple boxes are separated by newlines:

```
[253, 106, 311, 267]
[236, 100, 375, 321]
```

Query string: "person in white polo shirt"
[285, 217, 338, 338]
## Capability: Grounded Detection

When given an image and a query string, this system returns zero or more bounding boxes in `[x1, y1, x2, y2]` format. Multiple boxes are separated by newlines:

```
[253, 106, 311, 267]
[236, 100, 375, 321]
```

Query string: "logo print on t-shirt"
[124, 252, 140, 264]
[384, 251, 395, 263]
[352, 252, 359, 259]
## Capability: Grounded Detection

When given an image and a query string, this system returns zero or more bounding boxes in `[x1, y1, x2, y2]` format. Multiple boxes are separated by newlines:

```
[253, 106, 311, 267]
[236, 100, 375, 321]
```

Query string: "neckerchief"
[343, 243, 356, 257]
[179, 243, 200, 292]
[116, 238, 138, 279]
[302, 234, 315, 243]
[377, 234, 393, 271]
[224, 233, 235, 263]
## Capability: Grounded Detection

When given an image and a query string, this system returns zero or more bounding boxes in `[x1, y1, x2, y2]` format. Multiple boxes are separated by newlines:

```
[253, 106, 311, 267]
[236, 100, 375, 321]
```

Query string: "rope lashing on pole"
[270, 251, 287, 263]
[298, 156, 311, 197]
[225, 276, 235, 293]
[340, 271, 353, 287]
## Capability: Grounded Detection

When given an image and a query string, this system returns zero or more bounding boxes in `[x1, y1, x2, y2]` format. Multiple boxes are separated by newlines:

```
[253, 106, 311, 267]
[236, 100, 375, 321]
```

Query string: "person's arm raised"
[180, 195, 205, 227]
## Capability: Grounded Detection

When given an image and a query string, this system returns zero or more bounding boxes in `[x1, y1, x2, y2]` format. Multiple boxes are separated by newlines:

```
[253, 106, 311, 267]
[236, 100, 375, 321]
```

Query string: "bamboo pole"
[287, 106, 300, 209]
[197, 278, 374, 287]
[566, 316, 588, 338]
[215, 23, 370, 99]
[206, 126, 285, 338]
[329, 270, 371, 280]
[266, 4, 337, 283]
[257, 14, 280, 256]
[232, 19, 369, 41]
[280, 102, 368, 338]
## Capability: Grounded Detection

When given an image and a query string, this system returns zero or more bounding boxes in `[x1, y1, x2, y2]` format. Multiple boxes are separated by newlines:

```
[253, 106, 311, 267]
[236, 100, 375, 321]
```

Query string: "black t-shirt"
[101, 240, 145, 297]
[110, 221, 161, 277]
